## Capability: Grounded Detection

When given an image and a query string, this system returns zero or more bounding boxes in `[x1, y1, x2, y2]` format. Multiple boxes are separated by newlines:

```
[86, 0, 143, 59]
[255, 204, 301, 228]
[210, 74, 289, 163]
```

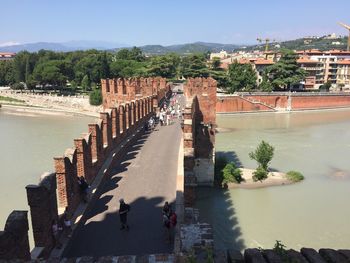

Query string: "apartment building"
[0, 52, 15, 60]
[297, 49, 350, 89]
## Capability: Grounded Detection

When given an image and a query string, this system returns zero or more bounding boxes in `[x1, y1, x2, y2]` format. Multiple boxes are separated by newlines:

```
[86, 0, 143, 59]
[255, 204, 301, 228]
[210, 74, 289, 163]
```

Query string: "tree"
[263, 49, 306, 90]
[81, 75, 91, 91]
[89, 88, 102, 105]
[148, 53, 180, 78]
[249, 140, 275, 171]
[226, 62, 257, 93]
[32, 60, 68, 88]
[180, 53, 210, 78]
[210, 57, 221, 70]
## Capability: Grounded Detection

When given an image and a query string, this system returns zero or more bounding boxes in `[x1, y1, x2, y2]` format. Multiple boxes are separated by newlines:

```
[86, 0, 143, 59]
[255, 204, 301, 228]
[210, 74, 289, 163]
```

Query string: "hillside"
[121, 42, 241, 55]
[237, 36, 348, 52]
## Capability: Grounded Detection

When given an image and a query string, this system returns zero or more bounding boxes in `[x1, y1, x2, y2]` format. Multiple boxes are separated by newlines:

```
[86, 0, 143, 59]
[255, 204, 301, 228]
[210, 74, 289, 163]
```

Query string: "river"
[195, 109, 350, 251]
[0, 107, 95, 244]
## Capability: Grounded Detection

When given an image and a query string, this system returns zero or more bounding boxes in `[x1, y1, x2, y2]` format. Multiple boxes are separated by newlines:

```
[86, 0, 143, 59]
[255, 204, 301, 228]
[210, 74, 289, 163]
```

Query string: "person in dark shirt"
[119, 198, 130, 230]
[78, 176, 89, 202]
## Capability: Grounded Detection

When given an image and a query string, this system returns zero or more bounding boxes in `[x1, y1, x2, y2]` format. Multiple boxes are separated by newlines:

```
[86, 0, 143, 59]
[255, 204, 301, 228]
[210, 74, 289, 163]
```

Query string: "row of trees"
[0, 47, 308, 94]
[0, 48, 216, 91]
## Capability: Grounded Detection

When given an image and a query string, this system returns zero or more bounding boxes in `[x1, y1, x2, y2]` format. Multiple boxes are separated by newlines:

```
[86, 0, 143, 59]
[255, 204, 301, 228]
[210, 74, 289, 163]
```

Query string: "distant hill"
[134, 42, 241, 55]
[0, 41, 128, 53]
[0, 41, 241, 54]
[0, 37, 347, 54]
[236, 36, 348, 52]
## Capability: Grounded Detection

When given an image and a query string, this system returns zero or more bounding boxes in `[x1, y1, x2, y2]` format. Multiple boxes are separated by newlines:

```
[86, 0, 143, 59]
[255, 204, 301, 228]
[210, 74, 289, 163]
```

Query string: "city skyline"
[0, 0, 349, 47]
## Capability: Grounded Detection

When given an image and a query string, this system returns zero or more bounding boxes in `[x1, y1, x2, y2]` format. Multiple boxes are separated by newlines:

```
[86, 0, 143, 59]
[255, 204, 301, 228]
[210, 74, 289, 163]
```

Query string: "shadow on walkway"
[65, 195, 176, 257]
[64, 122, 181, 257]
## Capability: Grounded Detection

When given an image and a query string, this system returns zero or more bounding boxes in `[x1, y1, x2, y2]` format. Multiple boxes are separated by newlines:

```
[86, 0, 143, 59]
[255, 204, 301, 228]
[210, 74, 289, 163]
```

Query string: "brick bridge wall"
[0, 77, 170, 260]
[217, 93, 350, 113]
[182, 77, 217, 207]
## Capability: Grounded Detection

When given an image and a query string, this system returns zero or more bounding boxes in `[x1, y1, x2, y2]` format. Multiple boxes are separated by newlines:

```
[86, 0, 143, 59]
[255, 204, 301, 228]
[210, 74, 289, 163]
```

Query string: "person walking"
[78, 176, 89, 202]
[119, 198, 130, 230]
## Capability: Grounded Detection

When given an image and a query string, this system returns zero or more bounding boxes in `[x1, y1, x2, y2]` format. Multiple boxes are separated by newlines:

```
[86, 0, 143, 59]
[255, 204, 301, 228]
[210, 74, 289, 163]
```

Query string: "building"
[0, 52, 16, 60]
[297, 49, 350, 89]
[336, 60, 350, 88]
[209, 50, 228, 60]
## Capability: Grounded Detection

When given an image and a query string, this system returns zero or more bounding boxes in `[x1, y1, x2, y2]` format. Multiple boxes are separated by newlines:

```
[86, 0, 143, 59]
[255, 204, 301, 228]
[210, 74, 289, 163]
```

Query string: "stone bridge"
[1, 77, 350, 263]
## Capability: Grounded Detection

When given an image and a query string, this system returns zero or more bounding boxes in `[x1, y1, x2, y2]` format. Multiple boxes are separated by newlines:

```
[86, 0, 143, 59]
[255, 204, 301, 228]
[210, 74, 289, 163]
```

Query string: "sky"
[0, 0, 349, 46]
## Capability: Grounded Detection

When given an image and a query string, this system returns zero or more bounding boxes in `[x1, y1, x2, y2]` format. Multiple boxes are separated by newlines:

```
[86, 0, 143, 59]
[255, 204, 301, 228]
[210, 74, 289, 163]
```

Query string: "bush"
[286, 171, 304, 182]
[214, 155, 228, 184]
[222, 162, 244, 184]
[252, 166, 269, 182]
[89, 88, 102, 106]
[11, 82, 25, 90]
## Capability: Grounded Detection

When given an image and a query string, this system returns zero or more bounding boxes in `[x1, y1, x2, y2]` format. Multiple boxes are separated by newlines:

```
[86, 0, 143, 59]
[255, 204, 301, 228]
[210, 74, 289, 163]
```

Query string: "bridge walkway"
[64, 104, 183, 257]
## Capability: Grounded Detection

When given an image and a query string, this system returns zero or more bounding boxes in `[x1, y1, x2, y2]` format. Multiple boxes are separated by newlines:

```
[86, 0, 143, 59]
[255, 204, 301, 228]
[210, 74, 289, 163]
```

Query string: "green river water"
[196, 109, 350, 251]
[0, 107, 95, 246]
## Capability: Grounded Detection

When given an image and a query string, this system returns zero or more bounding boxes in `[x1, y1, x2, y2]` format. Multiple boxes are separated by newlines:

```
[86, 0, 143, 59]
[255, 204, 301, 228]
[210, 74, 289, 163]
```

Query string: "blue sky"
[0, 0, 349, 46]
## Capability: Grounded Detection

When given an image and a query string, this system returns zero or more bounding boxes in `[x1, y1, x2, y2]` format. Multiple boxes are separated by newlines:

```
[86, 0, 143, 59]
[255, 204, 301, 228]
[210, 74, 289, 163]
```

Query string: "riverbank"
[0, 92, 101, 117]
[227, 168, 294, 189]
[0, 104, 100, 117]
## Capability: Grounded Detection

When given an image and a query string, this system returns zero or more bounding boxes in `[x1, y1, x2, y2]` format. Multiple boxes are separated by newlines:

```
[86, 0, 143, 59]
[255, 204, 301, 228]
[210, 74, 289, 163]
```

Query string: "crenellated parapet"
[101, 77, 171, 110]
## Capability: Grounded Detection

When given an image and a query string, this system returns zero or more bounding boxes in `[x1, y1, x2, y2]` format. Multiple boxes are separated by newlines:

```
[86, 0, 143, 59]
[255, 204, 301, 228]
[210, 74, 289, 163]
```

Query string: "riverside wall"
[0, 77, 170, 261]
[217, 93, 350, 113]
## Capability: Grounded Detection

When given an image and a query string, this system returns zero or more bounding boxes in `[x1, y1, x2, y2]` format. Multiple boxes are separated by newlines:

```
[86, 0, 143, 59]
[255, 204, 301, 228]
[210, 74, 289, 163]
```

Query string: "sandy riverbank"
[0, 103, 100, 117]
[227, 168, 294, 189]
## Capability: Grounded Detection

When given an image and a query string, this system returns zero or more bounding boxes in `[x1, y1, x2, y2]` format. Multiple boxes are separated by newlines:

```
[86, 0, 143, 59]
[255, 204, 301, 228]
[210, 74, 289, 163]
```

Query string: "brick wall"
[182, 78, 217, 205]
[217, 93, 350, 113]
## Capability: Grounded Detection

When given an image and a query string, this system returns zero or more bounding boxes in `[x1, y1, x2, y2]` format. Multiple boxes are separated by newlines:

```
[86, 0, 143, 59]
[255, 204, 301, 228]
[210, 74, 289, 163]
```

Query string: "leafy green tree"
[0, 61, 15, 85]
[89, 88, 102, 105]
[114, 47, 145, 61]
[81, 75, 91, 91]
[32, 60, 67, 87]
[110, 59, 148, 78]
[263, 49, 306, 90]
[211, 57, 221, 70]
[226, 62, 257, 93]
[148, 53, 180, 78]
[180, 53, 209, 78]
[222, 162, 244, 184]
[249, 140, 275, 171]
[259, 77, 273, 92]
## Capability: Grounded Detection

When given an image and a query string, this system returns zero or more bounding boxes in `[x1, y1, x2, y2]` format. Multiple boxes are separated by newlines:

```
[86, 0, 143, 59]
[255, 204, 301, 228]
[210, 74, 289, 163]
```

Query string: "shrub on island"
[286, 170, 304, 182]
[222, 162, 244, 184]
[252, 166, 269, 182]
[214, 155, 228, 185]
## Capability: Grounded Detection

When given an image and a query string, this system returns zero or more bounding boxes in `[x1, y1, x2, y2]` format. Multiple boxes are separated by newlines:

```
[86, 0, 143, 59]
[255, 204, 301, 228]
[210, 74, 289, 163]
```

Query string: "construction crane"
[256, 38, 275, 52]
[338, 22, 350, 51]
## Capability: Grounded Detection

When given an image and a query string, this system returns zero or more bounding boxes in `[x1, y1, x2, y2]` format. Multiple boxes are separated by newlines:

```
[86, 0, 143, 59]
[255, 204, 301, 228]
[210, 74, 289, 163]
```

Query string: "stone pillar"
[131, 102, 136, 126]
[100, 111, 113, 149]
[135, 101, 139, 123]
[0, 211, 30, 261]
[119, 105, 126, 135]
[125, 104, 130, 131]
[88, 123, 103, 164]
[26, 173, 58, 256]
[74, 137, 93, 183]
[141, 100, 144, 119]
